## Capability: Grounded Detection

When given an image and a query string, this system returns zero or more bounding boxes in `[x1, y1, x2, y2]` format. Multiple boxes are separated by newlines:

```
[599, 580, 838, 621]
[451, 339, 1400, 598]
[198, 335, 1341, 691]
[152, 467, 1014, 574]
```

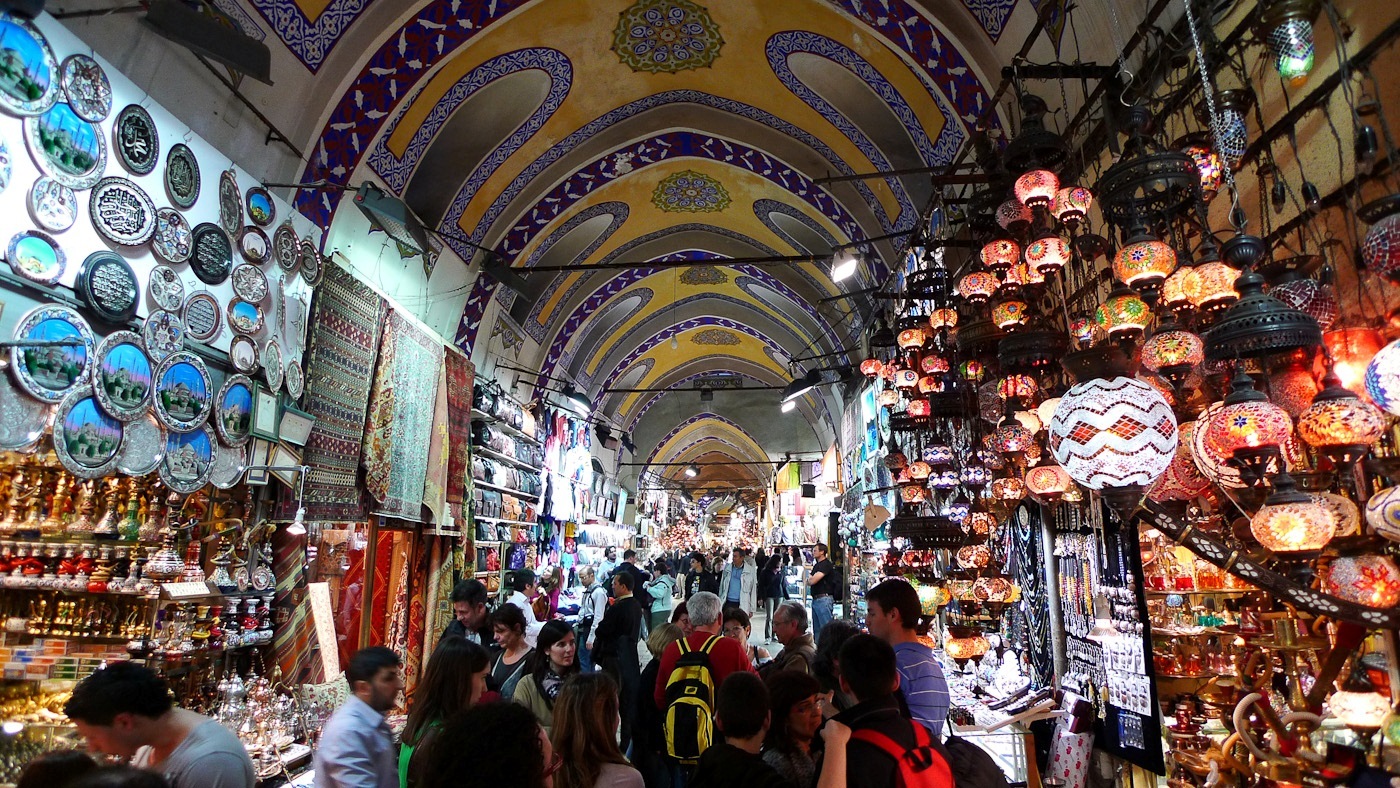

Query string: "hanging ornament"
[1025, 463, 1072, 502]
[1259, 0, 1320, 85]
[992, 299, 1029, 331]
[980, 239, 1021, 272]
[959, 270, 1000, 304]
[1250, 472, 1338, 553]
[1200, 368, 1294, 486]
[1297, 371, 1386, 463]
[995, 200, 1033, 234]
[1014, 169, 1060, 209]
[1112, 230, 1178, 290]
[1048, 376, 1177, 493]
[1094, 285, 1151, 337]
[1176, 134, 1224, 202]
[1140, 325, 1205, 389]
[1025, 234, 1071, 276]
[1053, 186, 1094, 226]
[1327, 555, 1400, 609]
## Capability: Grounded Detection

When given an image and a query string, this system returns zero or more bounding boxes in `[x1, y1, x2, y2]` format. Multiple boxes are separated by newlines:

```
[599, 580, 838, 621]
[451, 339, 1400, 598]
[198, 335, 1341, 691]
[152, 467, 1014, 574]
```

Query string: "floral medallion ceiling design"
[679, 265, 730, 285]
[652, 170, 732, 213]
[612, 0, 725, 74]
[692, 328, 741, 345]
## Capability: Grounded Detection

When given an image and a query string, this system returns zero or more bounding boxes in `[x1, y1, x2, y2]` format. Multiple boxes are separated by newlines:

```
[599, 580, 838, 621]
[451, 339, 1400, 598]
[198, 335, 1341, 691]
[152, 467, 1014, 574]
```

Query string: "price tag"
[163, 581, 215, 599]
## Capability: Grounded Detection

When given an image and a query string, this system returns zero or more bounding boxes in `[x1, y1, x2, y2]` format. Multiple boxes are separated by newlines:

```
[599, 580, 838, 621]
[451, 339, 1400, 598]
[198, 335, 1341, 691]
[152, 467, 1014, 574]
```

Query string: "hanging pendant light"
[1140, 324, 1205, 389]
[1250, 471, 1338, 553]
[1176, 133, 1224, 202]
[992, 299, 1029, 331]
[860, 358, 885, 378]
[929, 308, 959, 330]
[1048, 367, 1178, 502]
[1358, 195, 1400, 282]
[1112, 229, 1178, 290]
[1259, 0, 1320, 85]
[995, 200, 1033, 235]
[1364, 337, 1400, 415]
[980, 239, 1021, 272]
[1025, 462, 1072, 502]
[1054, 186, 1094, 226]
[1148, 421, 1212, 503]
[1297, 370, 1386, 463]
[921, 355, 950, 374]
[1161, 265, 1201, 312]
[959, 270, 1000, 305]
[1203, 269, 1323, 361]
[1094, 284, 1151, 338]
[1198, 89, 1254, 169]
[1015, 169, 1060, 209]
[1327, 555, 1400, 609]
[1025, 233, 1071, 275]
[1202, 368, 1294, 485]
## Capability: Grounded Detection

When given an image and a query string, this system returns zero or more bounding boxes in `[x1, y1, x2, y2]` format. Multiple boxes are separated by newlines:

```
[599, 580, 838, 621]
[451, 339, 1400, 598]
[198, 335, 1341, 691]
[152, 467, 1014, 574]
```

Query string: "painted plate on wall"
[227, 298, 263, 335]
[152, 208, 192, 263]
[160, 424, 216, 493]
[152, 350, 210, 433]
[54, 388, 124, 479]
[93, 330, 152, 421]
[0, 138, 11, 195]
[217, 169, 241, 235]
[74, 250, 138, 324]
[6, 229, 64, 285]
[0, 15, 60, 117]
[300, 243, 323, 286]
[285, 359, 303, 400]
[0, 370, 50, 450]
[164, 143, 199, 208]
[272, 221, 298, 272]
[141, 309, 184, 363]
[245, 185, 274, 226]
[214, 373, 253, 447]
[58, 54, 110, 122]
[229, 335, 257, 374]
[116, 411, 164, 476]
[10, 304, 94, 403]
[28, 176, 75, 232]
[89, 176, 156, 245]
[24, 101, 106, 189]
[231, 263, 268, 303]
[261, 339, 282, 393]
[238, 225, 269, 264]
[189, 223, 232, 285]
[182, 291, 221, 342]
[147, 265, 184, 312]
[112, 103, 157, 175]
[210, 441, 247, 489]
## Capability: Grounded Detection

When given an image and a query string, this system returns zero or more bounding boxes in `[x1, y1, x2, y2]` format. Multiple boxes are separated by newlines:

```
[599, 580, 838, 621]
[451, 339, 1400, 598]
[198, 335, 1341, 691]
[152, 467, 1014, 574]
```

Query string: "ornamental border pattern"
[247, 0, 372, 72]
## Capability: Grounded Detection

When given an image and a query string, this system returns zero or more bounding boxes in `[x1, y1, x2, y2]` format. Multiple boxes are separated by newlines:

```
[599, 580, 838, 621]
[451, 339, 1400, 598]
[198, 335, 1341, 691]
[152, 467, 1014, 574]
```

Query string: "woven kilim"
[444, 353, 475, 522]
[300, 263, 386, 521]
[271, 532, 321, 685]
[363, 311, 444, 520]
[422, 363, 449, 525]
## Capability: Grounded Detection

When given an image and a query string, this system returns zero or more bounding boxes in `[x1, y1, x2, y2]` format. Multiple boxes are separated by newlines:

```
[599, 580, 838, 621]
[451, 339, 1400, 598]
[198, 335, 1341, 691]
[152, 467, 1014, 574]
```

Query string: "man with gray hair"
[768, 601, 816, 674]
[653, 591, 756, 708]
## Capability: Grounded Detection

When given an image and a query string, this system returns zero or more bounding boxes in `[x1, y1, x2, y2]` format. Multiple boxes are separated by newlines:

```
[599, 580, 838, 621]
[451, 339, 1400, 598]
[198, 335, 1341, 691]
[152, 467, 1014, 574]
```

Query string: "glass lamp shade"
[1203, 396, 1294, 459]
[998, 374, 1038, 401]
[968, 511, 996, 536]
[993, 422, 1035, 454]
[877, 388, 901, 408]
[944, 630, 990, 662]
[992, 299, 1029, 330]
[908, 461, 933, 480]
[1271, 363, 1321, 418]
[1363, 486, 1400, 542]
[1327, 328, 1384, 396]
[1250, 480, 1337, 553]
[918, 375, 944, 394]
[1268, 17, 1315, 85]
[1014, 410, 1043, 433]
[1191, 400, 1301, 489]
[1148, 421, 1212, 502]
[1012, 261, 1046, 287]
[1025, 236, 1071, 275]
[894, 369, 920, 390]
[1330, 685, 1393, 729]
[1162, 265, 1201, 311]
[1141, 330, 1205, 374]
[1094, 288, 1151, 337]
[992, 477, 1027, 501]
[906, 398, 932, 418]
[1314, 492, 1360, 536]
[1015, 169, 1060, 208]
[885, 450, 909, 471]
[921, 355, 950, 374]
[1181, 141, 1224, 202]
[1297, 388, 1386, 456]
[975, 577, 1016, 603]
[1327, 554, 1400, 610]
[961, 360, 985, 382]
[917, 585, 948, 615]
[942, 500, 971, 523]
[1273, 279, 1338, 330]
[959, 271, 1000, 304]
[996, 199, 1033, 233]
[860, 358, 885, 378]
[1048, 376, 1178, 490]
[880, 364, 898, 381]
[1191, 261, 1241, 310]
[924, 445, 954, 465]
[1214, 96, 1250, 168]
[1054, 186, 1094, 225]
[900, 484, 928, 504]
[1037, 397, 1061, 426]
[898, 327, 928, 349]
[1113, 239, 1178, 288]
[1364, 338, 1400, 415]
[980, 239, 1021, 272]
[930, 308, 959, 330]
[930, 470, 959, 490]
[1362, 213, 1400, 280]
[960, 465, 993, 488]
[1026, 463, 1072, 500]
[956, 544, 992, 570]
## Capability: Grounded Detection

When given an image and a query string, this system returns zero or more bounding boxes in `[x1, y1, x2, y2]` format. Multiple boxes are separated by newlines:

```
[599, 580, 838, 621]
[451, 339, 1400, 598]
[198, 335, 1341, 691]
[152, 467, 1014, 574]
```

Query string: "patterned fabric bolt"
[363, 311, 444, 519]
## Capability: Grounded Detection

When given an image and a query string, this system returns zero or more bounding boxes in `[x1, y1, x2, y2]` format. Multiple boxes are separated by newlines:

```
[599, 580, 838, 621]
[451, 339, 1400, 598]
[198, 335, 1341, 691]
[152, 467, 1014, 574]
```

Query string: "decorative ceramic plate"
[75, 251, 138, 324]
[245, 185, 274, 226]
[229, 335, 257, 374]
[10, 304, 94, 403]
[90, 176, 156, 245]
[112, 104, 157, 175]
[0, 138, 10, 195]
[189, 223, 232, 285]
[231, 263, 268, 303]
[24, 102, 106, 189]
[141, 309, 185, 363]
[116, 411, 164, 476]
[182, 291, 221, 342]
[0, 16, 60, 117]
[165, 143, 199, 209]
[214, 373, 253, 447]
[93, 331, 152, 421]
[147, 265, 184, 311]
[285, 359, 304, 400]
[151, 208, 192, 263]
[160, 424, 216, 494]
[238, 225, 269, 264]
[27, 176, 75, 232]
[152, 351, 210, 433]
[6, 229, 64, 285]
[227, 299, 264, 335]
[217, 169, 241, 236]
[0, 370, 51, 450]
[210, 441, 247, 489]
[59, 54, 110, 122]
[54, 388, 124, 479]
[272, 221, 299, 272]
[298, 240, 321, 285]
[261, 340, 283, 392]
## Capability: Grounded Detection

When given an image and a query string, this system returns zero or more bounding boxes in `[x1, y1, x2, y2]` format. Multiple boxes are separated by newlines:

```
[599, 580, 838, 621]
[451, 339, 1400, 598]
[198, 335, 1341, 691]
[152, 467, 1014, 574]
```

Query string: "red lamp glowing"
[1025, 235, 1071, 275]
[959, 271, 1000, 305]
[860, 358, 884, 378]
[1054, 186, 1093, 226]
[1015, 169, 1059, 209]
[980, 239, 1021, 272]
[1112, 235, 1178, 290]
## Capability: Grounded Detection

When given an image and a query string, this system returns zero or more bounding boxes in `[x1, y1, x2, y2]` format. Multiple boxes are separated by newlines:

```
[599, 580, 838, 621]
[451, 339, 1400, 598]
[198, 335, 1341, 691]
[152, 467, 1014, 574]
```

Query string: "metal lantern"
[1148, 421, 1212, 503]
[959, 271, 1000, 304]
[1112, 235, 1178, 289]
[1203, 270, 1322, 361]
[980, 239, 1021, 272]
[1025, 463, 1072, 501]
[1015, 169, 1060, 209]
[1250, 472, 1337, 553]
[1054, 186, 1093, 225]
[992, 299, 1029, 331]
[1094, 285, 1151, 337]
[1049, 376, 1177, 490]
[1364, 338, 1400, 416]
[996, 199, 1033, 234]
[860, 358, 884, 378]
[1025, 235, 1071, 275]
[1359, 196, 1400, 282]
[1297, 372, 1386, 462]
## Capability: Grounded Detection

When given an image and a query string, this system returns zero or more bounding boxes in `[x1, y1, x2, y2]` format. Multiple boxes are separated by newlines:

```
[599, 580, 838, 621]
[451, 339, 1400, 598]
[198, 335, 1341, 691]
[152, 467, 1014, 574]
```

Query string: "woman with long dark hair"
[514, 619, 580, 735]
[421, 702, 559, 788]
[762, 670, 824, 788]
[551, 673, 643, 788]
[399, 636, 491, 788]
[757, 553, 784, 641]
[489, 603, 536, 700]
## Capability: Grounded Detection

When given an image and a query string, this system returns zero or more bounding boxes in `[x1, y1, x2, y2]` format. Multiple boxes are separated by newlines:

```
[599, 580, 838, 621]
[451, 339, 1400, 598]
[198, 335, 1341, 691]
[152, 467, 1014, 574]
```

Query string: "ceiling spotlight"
[684, 464, 700, 478]
[353, 182, 430, 258]
[560, 383, 592, 416]
[830, 249, 862, 282]
[781, 400, 797, 413]
[780, 369, 823, 403]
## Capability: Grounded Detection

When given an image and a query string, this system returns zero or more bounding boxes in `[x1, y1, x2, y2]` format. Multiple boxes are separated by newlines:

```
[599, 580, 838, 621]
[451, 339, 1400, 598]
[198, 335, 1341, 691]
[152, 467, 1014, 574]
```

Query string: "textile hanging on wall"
[363, 311, 444, 520]
[422, 363, 449, 524]
[367, 529, 395, 657]
[333, 527, 371, 670]
[443, 353, 475, 522]
[299, 263, 386, 521]
[272, 532, 322, 685]
[384, 530, 418, 703]
[425, 535, 455, 649]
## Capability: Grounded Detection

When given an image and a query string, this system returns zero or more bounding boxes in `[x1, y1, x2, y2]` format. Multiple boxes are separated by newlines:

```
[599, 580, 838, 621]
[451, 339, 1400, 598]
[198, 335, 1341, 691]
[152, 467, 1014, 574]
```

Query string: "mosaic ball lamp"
[1013, 261, 1046, 287]
[1267, 15, 1316, 84]
[1025, 235, 1071, 275]
[1054, 186, 1094, 226]
[968, 511, 996, 536]
[1014, 169, 1060, 209]
[1327, 555, 1400, 609]
[921, 355, 950, 374]
[996, 199, 1033, 233]
[1201, 377, 1294, 483]
[1250, 473, 1337, 553]
[1025, 463, 1072, 501]
[944, 628, 991, 663]
[1361, 210, 1400, 281]
[960, 360, 985, 382]
[859, 358, 884, 378]
[877, 388, 901, 408]
[924, 445, 954, 465]
[1094, 287, 1151, 337]
[1210, 90, 1252, 168]
[929, 308, 959, 330]
[1048, 376, 1178, 491]
[898, 327, 927, 350]
[1014, 410, 1043, 433]
[959, 271, 1000, 305]
[1140, 329, 1205, 385]
[907, 461, 933, 481]
[997, 374, 1038, 402]
[1363, 486, 1400, 542]
[1113, 237, 1178, 289]
[1180, 139, 1224, 202]
[956, 544, 992, 570]
[880, 363, 897, 381]
[1191, 400, 1300, 489]
[1162, 265, 1201, 312]
[1273, 278, 1338, 330]
[1326, 327, 1384, 396]
[1298, 373, 1387, 462]
[930, 470, 959, 490]
[1148, 422, 1212, 503]
[1191, 261, 1241, 311]
[885, 446, 909, 471]
[980, 239, 1021, 272]
[992, 299, 1029, 331]
[894, 368, 920, 390]
[960, 465, 993, 488]
[906, 398, 932, 419]
[1271, 362, 1320, 418]
[992, 477, 1027, 502]
[1313, 491, 1360, 537]
[917, 585, 948, 615]
[899, 484, 927, 505]
[918, 375, 944, 395]
[975, 577, 1016, 603]
[1364, 338, 1400, 416]
[1330, 675, 1394, 731]
[942, 500, 971, 523]
[993, 421, 1035, 455]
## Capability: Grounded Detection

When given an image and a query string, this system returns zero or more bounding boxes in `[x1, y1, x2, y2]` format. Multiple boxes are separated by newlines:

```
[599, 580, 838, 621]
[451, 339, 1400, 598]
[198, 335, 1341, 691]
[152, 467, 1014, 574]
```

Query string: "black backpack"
[941, 735, 1011, 788]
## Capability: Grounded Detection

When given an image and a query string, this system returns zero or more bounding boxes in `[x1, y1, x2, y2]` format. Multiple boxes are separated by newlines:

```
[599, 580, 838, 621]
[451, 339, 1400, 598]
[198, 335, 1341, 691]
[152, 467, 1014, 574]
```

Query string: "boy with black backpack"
[831, 634, 955, 788]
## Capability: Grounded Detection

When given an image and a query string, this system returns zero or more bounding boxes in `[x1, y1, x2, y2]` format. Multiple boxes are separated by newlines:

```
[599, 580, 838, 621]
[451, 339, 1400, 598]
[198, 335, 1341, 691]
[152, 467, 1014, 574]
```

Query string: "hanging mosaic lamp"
[860, 358, 885, 378]
[1048, 374, 1177, 496]
[1325, 327, 1384, 397]
[929, 308, 959, 330]
[1250, 471, 1338, 553]
[959, 270, 1000, 305]
[1015, 169, 1060, 209]
[907, 461, 933, 481]
[980, 239, 1022, 272]
[991, 477, 1027, 502]
[925, 445, 955, 466]
[992, 299, 1029, 331]
[1358, 196, 1400, 281]
[894, 368, 920, 390]
[996, 199, 1033, 235]
[1014, 410, 1043, 433]
[921, 355, 951, 374]
[1313, 491, 1360, 536]
[1162, 265, 1201, 312]
[1191, 399, 1301, 490]
[1140, 325, 1205, 388]
[1199, 89, 1254, 169]
[993, 420, 1036, 457]
[899, 484, 928, 505]
[885, 441, 909, 471]
[1364, 486, 1400, 542]
[1201, 368, 1294, 485]
[956, 544, 992, 570]
[1203, 269, 1323, 362]
[1036, 396, 1061, 426]
[1259, 0, 1320, 85]
[1176, 133, 1224, 202]
[997, 374, 1039, 402]
[1297, 371, 1387, 463]
[1189, 261, 1240, 311]
[1330, 664, 1394, 733]
[906, 398, 932, 419]
[877, 388, 901, 408]
[942, 499, 972, 523]
[1094, 285, 1151, 338]
[1364, 338, 1400, 416]
[1024, 234, 1071, 276]
[1025, 462, 1072, 502]
[898, 326, 928, 350]
[918, 375, 943, 394]
[1272, 277, 1338, 330]
[930, 469, 960, 490]
[1271, 360, 1320, 418]
[944, 627, 991, 663]
[1112, 231, 1178, 290]
[960, 360, 985, 382]
[960, 465, 993, 488]
[968, 511, 997, 536]
[1054, 186, 1093, 226]
[1148, 421, 1212, 503]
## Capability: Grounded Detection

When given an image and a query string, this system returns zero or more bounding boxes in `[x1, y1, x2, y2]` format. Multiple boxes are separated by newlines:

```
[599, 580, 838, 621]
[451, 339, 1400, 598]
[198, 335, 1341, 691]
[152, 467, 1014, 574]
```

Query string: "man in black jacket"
[831, 634, 954, 788]
[689, 672, 786, 788]
[437, 579, 494, 651]
[593, 571, 644, 752]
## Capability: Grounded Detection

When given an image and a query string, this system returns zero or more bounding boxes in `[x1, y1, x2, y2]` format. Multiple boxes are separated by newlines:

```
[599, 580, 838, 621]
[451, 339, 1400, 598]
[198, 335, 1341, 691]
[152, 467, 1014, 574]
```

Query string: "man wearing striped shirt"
[864, 579, 951, 737]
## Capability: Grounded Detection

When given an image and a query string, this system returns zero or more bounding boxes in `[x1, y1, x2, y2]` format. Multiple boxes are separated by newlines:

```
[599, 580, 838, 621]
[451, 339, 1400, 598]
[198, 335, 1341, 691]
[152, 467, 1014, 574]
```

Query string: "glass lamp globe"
[1364, 338, 1400, 416]
[1113, 237, 1178, 289]
[1162, 265, 1201, 312]
[906, 398, 932, 418]
[930, 470, 959, 490]
[944, 628, 990, 663]
[1025, 235, 1071, 275]
[1013, 261, 1045, 288]
[918, 375, 944, 394]
[860, 358, 884, 378]
[899, 484, 927, 504]
[996, 199, 1033, 233]
[898, 327, 927, 350]
[1037, 397, 1061, 426]
[960, 360, 985, 382]
[993, 422, 1035, 455]
[956, 544, 992, 570]
[1314, 491, 1360, 537]
[991, 477, 1027, 501]
[1025, 463, 1072, 501]
[1271, 361, 1321, 418]
[1014, 410, 1043, 433]
[1148, 421, 1212, 503]
[1326, 328, 1384, 396]
[1048, 376, 1178, 490]
[924, 445, 954, 466]
[1267, 17, 1315, 85]
[959, 271, 1000, 305]
[1054, 186, 1093, 225]
[1015, 169, 1059, 209]
[942, 500, 971, 523]
[921, 355, 950, 374]
[1361, 212, 1400, 281]
[1297, 373, 1387, 462]
[1094, 286, 1151, 337]
[1363, 486, 1400, 543]
[968, 512, 996, 536]
[992, 299, 1029, 330]
[1202, 374, 1294, 483]
[907, 461, 933, 480]
[1327, 555, 1400, 609]
[1273, 278, 1339, 330]
[1250, 473, 1337, 553]
[1191, 261, 1241, 310]
[894, 368, 920, 389]
[1141, 329, 1205, 385]
[997, 374, 1038, 402]
[1180, 139, 1224, 202]
[1330, 667, 1392, 733]
[980, 239, 1021, 272]
[877, 388, 900, 408]
[929, 308, 959, 330]
[960, 465, 993, 488]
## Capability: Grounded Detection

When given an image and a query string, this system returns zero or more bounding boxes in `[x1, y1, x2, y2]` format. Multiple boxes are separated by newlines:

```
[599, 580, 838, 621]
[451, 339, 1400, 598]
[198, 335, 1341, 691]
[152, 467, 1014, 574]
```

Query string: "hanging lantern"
[885, 445, 908, 471]
[1314, 491, 1360, 536]
[1025, 235, 1071, 275]
[1260, 0, 1320, 85]
[906, 398, 932, 419]
[929, 308, 959, 330]
[1328, 327, 1384, 397]
[968, 511, 996, 536]
[877, 388, 900, 408]
[1329, 666, 1394, 730]
[1191, 399, 1302, 489]
[1190, 261, 1241, 311]
[991, 477, 1027, 501]
[1112, 234, 1178, 290]
[996, 199, 1033, 234]
[1012, 261, 1046, 288]
[980, 239, 1021, 272]
[880, 364, 898, 381]
[1148, 421, 1212, 503]
[1162, 265, 1201, 312]
[900, 484, 927, 504]
[1036, 397, 1061, 426]
[1364, 486, 1400, 542]
[1250, 472, 1337, 553]
[930, 470, 959, 490]
[1271, 361, 1320, 419]
[917, 375, 943, 394]
[997, 374, 1039, 402]
[975, 576, 1016, 603]
[924, 445, 954, 465]
[1178, 135, 1224, 202]
[1068, 317, 1097, 345]
[1201, 369, 1294, 485]
[907, 461, 933, 480]
[898, 327, 928, 350]
[956, 544, 992, 570]
[960, 465, 993, 488]
[1364, 338, 1400, 416]
[944, 627, 990, 663]
[921, 355, 950, 374]
[1048, 376, 1178, 491]
[1094, 285, 1151, 337]
[959, 271, 1000, 304]
[1140, 328, 1205, 387]
[894, 368, 920, 389]
[942, 499, 971, 523]
[1014, 169, 1060, 209]
[1013, 410, 1043, 433]
[992, 299, 1029, 331]
[960, 360, 985, 382]
[1359, 197, 1400, 280]
[1054, 186, 1093, 225]
[1025, 463, 1072, 501]
[1201, 89, 1253, 169]
[1297, 372, 1386, 463]
[1203, 269, 1323, 362]
[993, 421, 1035, 455]
[860, 358, 885, 378]
[1273, 278, 1338, 330]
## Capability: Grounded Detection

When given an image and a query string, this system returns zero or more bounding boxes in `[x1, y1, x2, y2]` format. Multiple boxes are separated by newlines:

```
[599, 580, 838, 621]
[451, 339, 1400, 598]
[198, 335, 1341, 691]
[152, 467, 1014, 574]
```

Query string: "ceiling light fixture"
[780, 369, 823, 404]
[830, 249, 862, 282]
[684, 464, 700, 478]
[559, 383, 592, 416]
[781, 400, 797, 413]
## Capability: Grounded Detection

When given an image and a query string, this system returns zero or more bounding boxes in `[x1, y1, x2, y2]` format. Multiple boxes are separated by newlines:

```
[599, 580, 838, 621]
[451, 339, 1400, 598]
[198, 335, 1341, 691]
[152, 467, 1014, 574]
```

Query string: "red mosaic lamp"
[1025, 462, 1072, 502]
[859, 358, 884, 378]
[1161, 265, 1201, 313]
[1025, 234, 1071, 276]
[929, 308, 959, 330]
[1297, 370, 1387, 463]
[997, 374, 1038, 402]
[1191, 261, 1241, 311]
[996, 199, 1033, 235]
[1203, 368, 1295, 486]
[959, 270, 1000, 305]
[1054, 186, 1093, 226]
[877, 388, 900, 408]
[992, 299, 1029, 331]
[1015, 169, 1059, 210]
[1140, 323, 1205, 390]
[1112, 231, 1178, 290]
[921, 355, 950, 374]
[980, 239, 1021, 272]
[906, 398, 932, 419]
[1250, 471, 1337, 553]
[1094, 284, 1151, 338]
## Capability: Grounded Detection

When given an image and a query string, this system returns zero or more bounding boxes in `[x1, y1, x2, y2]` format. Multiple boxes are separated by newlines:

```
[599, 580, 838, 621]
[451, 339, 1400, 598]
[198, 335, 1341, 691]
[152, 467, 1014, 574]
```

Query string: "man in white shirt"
[579, 565, 611, 672]
[718, 547, 757, 615]
[597, 547, 618, 583]
[505, 568, 546, 648]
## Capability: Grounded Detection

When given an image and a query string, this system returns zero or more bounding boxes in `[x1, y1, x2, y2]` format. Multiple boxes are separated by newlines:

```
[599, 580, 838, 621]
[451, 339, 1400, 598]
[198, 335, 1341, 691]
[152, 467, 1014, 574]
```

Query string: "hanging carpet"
[362, 310, 444, 520]
[444, 352, 475, 523]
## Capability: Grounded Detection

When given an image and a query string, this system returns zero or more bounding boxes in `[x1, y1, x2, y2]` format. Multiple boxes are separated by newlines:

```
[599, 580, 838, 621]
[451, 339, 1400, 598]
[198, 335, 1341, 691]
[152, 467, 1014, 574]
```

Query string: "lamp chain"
[1181, 0, 1242, 226]
[1103, 0, 1133, 92]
